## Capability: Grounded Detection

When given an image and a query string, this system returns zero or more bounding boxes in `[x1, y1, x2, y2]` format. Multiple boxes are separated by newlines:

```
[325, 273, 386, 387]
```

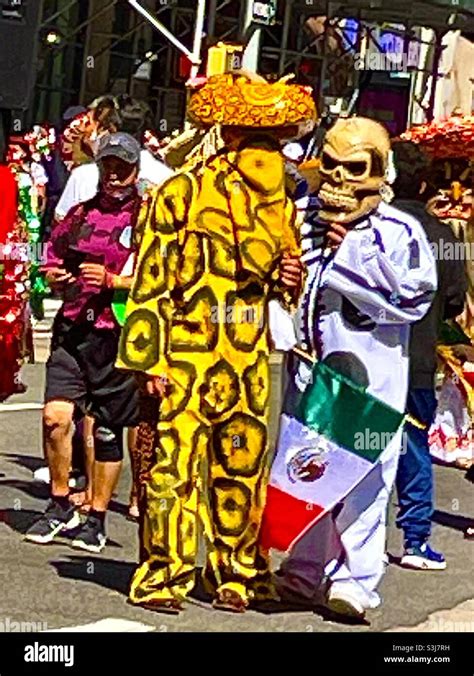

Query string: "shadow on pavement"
[1, 507, 122, 549]
[108, 499, 129, 517]
[0, 468, 132, 521]
[52, 556, 135, 595]
[53, 558, 219, 611]
[0, 452, 45, 473]
[433, 509, 474, 532]
[0, 478, 49, 502]
[1, 508, 41, 534]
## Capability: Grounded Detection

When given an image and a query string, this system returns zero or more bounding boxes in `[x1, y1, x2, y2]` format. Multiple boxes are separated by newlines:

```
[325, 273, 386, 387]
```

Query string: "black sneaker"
[71, 515, 107, 553]
[25, 500, 80, 544]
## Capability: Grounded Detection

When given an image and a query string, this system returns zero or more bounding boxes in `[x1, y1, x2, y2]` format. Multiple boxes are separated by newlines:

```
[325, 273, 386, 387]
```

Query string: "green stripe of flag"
[296, 361, 404, 463]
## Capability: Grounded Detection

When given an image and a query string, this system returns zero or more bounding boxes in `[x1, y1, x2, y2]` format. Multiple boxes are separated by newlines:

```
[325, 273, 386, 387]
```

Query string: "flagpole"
[291, 346, 316, 364]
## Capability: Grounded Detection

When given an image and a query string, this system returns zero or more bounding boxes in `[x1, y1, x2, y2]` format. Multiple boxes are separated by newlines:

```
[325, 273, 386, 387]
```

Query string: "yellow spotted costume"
[117, 73, 316, 608]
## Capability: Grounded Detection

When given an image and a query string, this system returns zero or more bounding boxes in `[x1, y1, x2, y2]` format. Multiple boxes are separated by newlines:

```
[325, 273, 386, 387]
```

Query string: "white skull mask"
[318, 117, 391, 224]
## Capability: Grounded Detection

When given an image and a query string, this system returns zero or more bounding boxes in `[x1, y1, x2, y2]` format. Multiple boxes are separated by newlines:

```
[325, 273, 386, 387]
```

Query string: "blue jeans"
[396, 388, 437, 548]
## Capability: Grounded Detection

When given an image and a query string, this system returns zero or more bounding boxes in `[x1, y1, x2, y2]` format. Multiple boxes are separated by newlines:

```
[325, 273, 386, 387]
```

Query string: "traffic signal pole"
[242, 1, 262, 72]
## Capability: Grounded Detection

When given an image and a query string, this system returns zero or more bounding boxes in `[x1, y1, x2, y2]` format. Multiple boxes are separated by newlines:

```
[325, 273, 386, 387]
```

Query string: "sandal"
[69, 491, 86, 507]
[135, 598, 183, 615]
[127, 501, 140, 522]
[213, 589, 248, 613]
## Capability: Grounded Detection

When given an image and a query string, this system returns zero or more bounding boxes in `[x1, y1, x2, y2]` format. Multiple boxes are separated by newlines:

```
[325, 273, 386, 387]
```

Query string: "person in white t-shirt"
[55, 149, 172, 218]
[56, 96, 173, 219]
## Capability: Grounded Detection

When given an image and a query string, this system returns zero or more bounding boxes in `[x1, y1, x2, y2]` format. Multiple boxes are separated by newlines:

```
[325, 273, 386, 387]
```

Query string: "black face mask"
[102, 184, 136, 201]
[98, 185, 138, 211]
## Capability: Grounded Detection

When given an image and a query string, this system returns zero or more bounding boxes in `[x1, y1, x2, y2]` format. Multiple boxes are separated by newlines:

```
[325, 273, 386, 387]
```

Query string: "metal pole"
[278, 0, 292, 75]
[92, 19, 147, 61]
[65, 0, 118, 41]
[317, 0, 331, 111]
[207, 0, 218, 41]
[242, 0, 261, 72]
[128, 0, 197, 63]
[40, 0, 78, 28]
[426, 30, 444, 123]
[190, 0, 207, 79]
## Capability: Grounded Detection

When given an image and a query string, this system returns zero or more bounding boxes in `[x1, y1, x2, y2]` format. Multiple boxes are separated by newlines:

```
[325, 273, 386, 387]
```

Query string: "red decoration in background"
[0, 165, 29, 402]
[0, 165, 18, 243]
[401, 113, 474, 159]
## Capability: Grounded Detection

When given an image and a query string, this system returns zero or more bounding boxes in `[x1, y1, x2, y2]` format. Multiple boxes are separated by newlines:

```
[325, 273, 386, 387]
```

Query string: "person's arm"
[270, 198, 305, 308]
[442, 233, 468, 320]
[55, 165, 97, 220]
[40, 207, 79, 288]
[55, 170, 79, 220]
[105, 271, 134, 290]
[326, 212, 438, 325]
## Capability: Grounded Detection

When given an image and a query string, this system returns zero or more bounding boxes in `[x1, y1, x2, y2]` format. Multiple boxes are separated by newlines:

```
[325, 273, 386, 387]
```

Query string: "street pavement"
[0, 349, 473, 633]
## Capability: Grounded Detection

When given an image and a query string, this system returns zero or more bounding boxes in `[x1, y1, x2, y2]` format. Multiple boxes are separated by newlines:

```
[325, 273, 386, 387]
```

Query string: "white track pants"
[278, 430, 402, 610]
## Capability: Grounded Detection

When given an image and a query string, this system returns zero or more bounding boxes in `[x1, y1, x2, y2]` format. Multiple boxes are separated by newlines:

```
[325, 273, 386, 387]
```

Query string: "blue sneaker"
[401, 543, 447, 570]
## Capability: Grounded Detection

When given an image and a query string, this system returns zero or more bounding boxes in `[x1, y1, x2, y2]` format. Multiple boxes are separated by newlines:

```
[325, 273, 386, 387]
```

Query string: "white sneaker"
[326, 588, 366, 620]
[32, 467, 83, 489]
[401, 543, 447, 571]
[33, 467, 51, 484]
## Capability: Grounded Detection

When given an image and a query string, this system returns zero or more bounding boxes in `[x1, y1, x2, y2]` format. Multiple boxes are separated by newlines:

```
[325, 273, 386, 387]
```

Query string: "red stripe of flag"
[260, 485, 324, 552]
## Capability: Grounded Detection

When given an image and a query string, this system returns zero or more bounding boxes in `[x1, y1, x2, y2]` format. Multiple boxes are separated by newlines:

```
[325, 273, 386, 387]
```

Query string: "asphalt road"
[0, 362, 473, 633]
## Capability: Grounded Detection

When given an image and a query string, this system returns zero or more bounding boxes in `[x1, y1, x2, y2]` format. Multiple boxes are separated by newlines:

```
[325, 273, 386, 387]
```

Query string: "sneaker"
[401, 543, 447, 570]
[25, 500, 80, 544]
[33, 467, 51, 484]
[326, 587, 366, 620]
[71, 515, 106, 553]
[32, 467, 85, 489]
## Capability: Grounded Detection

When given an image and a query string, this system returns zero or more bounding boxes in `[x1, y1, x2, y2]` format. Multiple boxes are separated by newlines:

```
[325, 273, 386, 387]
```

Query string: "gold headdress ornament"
[187, 71, 317, 137]
[152, 124, 205, 169]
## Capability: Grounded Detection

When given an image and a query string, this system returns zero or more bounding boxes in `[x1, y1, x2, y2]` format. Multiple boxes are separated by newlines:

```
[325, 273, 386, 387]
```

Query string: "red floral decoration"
[401, 113, 474, 159]
[0, 166, 30, 401]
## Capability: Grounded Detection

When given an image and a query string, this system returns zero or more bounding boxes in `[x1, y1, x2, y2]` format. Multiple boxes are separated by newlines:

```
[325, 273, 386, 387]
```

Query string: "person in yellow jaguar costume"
[116, 72, 316, 614]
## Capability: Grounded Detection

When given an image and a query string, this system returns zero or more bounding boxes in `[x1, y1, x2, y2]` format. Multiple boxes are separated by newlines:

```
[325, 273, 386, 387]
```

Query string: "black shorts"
[45, 317, 140, 428]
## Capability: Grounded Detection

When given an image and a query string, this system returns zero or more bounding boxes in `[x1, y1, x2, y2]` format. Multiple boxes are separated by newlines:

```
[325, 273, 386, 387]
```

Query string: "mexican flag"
[260, 361, 404, 552]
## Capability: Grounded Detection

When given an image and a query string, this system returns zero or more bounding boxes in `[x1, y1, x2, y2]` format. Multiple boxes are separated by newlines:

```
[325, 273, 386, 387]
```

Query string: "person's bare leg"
[69, 415, 95, 510]
[83, 415, 95, 509]
[43, 401, 75, 497]
[127, 426, 139, 518]
[91, 460, 123, 512]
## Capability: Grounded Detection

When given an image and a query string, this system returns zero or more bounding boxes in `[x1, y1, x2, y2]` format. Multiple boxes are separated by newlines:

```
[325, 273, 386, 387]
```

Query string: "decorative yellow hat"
[187, 72, 317, 136]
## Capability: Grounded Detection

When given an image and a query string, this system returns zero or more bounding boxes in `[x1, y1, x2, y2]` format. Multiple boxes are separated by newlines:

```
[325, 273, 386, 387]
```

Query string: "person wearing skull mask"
[275, 117, 438, 620]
